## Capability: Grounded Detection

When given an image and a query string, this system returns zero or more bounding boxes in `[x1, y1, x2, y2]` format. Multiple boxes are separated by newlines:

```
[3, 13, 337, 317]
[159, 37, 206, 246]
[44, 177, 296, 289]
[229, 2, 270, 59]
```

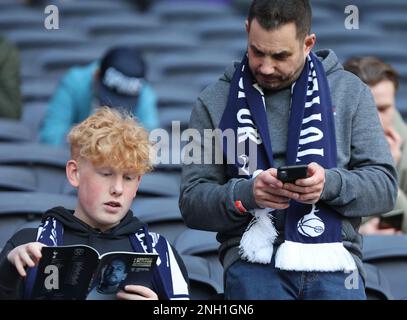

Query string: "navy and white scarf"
[219, 53, 356, 271]
[24, 216, 189, 299]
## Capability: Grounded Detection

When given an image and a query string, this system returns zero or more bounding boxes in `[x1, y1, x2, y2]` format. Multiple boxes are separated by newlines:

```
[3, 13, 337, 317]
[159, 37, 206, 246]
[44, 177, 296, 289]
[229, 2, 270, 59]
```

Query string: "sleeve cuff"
[233, 179, 259, 212]
[320, 169, 342, 201]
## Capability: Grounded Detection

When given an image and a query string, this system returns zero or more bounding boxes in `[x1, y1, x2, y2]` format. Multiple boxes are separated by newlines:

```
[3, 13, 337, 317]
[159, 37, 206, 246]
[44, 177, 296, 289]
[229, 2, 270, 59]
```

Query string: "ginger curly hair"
[68, 107, 152, 174]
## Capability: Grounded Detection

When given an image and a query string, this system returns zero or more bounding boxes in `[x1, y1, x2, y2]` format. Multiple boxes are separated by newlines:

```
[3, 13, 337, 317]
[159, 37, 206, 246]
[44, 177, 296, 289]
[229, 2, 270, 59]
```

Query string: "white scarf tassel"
[275, 241, 357, 272]
[239, 208, 278, 264]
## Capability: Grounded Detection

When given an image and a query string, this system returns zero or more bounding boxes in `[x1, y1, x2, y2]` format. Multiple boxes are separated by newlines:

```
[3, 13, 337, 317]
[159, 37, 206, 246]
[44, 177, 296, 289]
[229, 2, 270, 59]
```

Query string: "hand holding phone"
[378, 212, 403, 231]
[277, 165, 308, 183]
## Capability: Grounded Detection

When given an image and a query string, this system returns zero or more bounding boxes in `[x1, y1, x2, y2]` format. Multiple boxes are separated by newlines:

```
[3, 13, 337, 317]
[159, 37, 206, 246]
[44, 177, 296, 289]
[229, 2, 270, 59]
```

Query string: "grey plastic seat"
[0, 119, 32, 142]
[333, 43, 407, 66]
[314, 24, 384, 48]
[151, 1, 232, 23]
[0, 143, 70, 193]
[21, 78, 57, 103]
[131, 197, 186, 244]
[191, 18, 246, 42]
[138, 171, 181, 197]
[365, 12, 407, 33]
[181, 254, 223, 300]
[152, 83, 198, 108]
[38, 48, 103, 74]
[152, 53, 232, 80]
[159, 107, 191, 131]
[364, 263, 394, 300]
[7, 30, 87, 51]
[0, 166, 37, 192]
[82, 14, 162, 38]
[362, 235, 407, 299]
[174, 229, 219, 256]
[56, 1, 130, 17]
[0, 143, 69, 167]
[0, 191, 76, 249]
[0, 10, 43, 31]
[21, 102, 48, 141]
[111, 33, 200, 57]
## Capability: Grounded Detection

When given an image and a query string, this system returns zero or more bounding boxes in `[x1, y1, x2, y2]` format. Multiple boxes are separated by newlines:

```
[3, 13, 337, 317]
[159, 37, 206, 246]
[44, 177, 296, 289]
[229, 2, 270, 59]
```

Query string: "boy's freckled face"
[74, 159, 141, 231]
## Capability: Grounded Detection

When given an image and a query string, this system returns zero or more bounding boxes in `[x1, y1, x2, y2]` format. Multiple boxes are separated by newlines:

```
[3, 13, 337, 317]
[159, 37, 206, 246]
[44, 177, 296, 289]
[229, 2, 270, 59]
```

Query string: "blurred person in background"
[0, 36, 21, 119]
[345, 56, 407, 235]
[40, 46, 159, 146]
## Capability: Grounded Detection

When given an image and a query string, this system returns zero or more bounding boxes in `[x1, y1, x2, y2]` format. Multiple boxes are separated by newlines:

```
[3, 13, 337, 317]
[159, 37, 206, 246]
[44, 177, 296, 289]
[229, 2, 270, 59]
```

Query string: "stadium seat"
[362, 235, 407, 299]
[0, 166, 37, 192]
[151, 52, 232, 83]
[37, 47, 104, 77]
[0, 192, 76, 249]
[190, 18, 246, 43]
[151, 1, 231, 23]
[0, 143, 70, 194]
[112, 33, 200, 57]
[174, 229, 219, 256]
[0, 9, 43, 31]
[21, 102, 48, 141]
[131, 197, 187, 244]
[21, 78, 58, 103]
[82, 14, 162, 38]
[0, 119, 32, 142]
[7, 30, 87, 51]
[159, 107, 191, 132]
[181, 255, 224, 300]
[173, 229, 223, 295]
[364, 262, 394, 300]
[56, 1, 130, 18]
[151, 83, 198, 108]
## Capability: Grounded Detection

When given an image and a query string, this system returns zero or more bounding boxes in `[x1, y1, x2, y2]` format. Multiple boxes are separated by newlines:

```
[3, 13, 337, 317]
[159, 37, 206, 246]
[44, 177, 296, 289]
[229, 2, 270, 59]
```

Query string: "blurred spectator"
[0, 36, 21, 119]
[344, 56, 407, 234]
[40, 46, 158, 146]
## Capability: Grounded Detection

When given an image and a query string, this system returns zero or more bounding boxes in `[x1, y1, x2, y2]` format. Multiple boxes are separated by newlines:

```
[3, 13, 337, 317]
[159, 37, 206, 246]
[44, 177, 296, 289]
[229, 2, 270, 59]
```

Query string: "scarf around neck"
[24, 215, 189, 299]
[219, 53, 356, 271]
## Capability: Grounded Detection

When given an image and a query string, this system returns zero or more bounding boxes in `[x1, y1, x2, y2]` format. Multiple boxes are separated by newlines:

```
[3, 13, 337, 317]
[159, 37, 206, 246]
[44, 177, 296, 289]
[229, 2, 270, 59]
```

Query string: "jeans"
[224, 258, 366, 300]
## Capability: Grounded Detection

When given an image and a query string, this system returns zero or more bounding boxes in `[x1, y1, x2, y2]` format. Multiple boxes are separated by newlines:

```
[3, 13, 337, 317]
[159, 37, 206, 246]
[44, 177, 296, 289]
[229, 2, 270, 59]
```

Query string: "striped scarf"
[219, 53, 356, 271]
[24, 216, 189, 299]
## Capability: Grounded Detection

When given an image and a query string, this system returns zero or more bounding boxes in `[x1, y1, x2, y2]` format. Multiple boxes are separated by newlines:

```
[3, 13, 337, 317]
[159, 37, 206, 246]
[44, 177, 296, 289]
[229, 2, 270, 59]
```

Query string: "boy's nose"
[110, 177, 123, 195]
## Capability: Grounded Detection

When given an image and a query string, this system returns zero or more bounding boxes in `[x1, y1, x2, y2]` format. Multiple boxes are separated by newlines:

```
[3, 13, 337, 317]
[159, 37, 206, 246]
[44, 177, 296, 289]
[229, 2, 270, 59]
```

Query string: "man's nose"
[259, 57, 276, 75]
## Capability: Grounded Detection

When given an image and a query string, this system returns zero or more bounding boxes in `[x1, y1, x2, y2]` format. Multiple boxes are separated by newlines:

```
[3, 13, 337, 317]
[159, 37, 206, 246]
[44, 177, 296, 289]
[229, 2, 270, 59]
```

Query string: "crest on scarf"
[297, 204, 325, 238]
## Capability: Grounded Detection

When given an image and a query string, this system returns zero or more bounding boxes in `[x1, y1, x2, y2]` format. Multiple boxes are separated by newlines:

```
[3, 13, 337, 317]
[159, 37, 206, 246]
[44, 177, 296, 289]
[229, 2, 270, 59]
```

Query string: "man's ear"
[245, 19, 250, 34]
[66, 159, 80, 188]
[304, 33, 316, 56]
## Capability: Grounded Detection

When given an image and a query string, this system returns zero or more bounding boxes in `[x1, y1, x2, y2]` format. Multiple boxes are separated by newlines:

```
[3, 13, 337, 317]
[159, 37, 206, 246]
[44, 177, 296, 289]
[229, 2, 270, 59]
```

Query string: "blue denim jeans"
[225, 258, 366, 300]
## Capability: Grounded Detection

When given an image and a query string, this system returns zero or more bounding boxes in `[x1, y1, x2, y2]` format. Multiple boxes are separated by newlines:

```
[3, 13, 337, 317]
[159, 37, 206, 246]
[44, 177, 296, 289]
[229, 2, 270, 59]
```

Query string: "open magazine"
[30, 245, 158, 300]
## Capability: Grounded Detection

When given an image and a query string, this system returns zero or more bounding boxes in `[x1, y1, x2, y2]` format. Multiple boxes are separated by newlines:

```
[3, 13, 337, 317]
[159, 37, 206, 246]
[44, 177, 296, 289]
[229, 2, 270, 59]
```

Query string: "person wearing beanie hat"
[40, 46, 158, 146]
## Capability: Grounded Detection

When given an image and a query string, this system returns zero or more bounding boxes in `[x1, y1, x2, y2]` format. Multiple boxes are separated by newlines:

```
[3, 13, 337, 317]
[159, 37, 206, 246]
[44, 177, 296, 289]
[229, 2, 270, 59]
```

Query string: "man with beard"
[179, 0, 397, 299]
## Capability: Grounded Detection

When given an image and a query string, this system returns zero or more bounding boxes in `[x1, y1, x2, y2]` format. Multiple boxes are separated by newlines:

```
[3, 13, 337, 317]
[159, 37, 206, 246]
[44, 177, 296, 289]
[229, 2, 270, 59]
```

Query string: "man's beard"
[255, 66, 304, 91]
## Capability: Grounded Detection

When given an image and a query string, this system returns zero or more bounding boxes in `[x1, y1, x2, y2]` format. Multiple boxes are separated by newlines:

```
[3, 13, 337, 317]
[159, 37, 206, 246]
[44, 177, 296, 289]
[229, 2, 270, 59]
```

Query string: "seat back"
[363, 235, 407, 299]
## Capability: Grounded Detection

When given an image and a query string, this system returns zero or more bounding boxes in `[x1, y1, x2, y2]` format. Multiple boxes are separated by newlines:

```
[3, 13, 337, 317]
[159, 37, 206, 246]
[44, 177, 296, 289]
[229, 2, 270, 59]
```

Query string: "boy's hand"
[116, 285, 158, 300]
[7, 242, 46, 277]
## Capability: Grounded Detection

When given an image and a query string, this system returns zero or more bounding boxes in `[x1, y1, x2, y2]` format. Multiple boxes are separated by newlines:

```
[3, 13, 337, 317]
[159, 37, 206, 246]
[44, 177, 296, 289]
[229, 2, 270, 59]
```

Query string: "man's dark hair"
[344, 56, 399, 91]
[247, 0, 312, 40]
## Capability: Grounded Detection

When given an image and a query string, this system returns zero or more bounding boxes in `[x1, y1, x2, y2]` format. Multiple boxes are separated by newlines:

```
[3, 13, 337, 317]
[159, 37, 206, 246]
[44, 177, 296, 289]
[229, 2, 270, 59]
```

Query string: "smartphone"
[378, 212, 403, 230]
[277, 165, 308, 183]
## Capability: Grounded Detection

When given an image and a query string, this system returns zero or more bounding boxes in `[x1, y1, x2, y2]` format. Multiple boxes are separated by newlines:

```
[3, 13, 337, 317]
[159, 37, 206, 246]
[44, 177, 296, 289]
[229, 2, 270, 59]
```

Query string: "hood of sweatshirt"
[221, 49, 343, 85]
[42, 206, 145, 240]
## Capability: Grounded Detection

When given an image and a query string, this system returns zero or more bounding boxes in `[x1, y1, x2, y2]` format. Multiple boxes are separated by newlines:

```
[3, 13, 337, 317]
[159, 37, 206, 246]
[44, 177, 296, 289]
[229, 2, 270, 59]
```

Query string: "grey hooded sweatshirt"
[179, 49, 398, 279]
